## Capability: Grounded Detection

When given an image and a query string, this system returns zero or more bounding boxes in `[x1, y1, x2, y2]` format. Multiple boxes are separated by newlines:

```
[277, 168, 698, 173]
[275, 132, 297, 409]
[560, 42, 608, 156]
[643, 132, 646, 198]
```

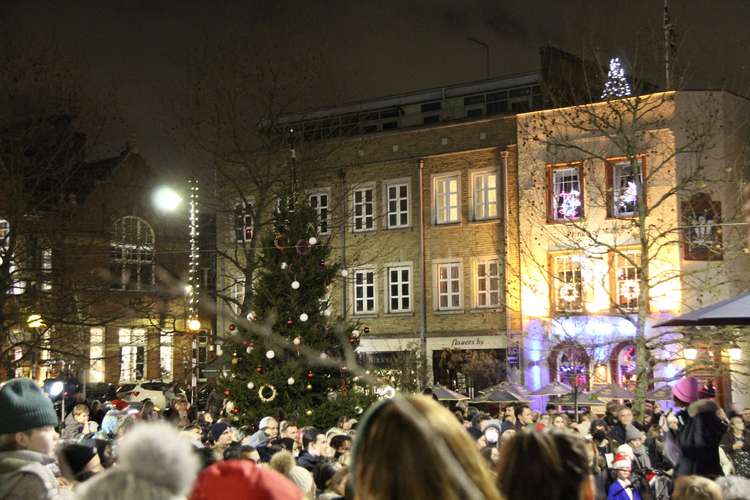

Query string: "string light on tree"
[601, 57, 632, 99]
[186, 177, 202, 332]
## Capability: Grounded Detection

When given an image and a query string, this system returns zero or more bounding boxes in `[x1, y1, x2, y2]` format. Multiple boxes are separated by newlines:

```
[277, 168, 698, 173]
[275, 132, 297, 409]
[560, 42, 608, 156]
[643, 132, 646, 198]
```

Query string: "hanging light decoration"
[684, 347, 698, 360]
[729, 344, 742, 361]
[187, 177, 201, 332]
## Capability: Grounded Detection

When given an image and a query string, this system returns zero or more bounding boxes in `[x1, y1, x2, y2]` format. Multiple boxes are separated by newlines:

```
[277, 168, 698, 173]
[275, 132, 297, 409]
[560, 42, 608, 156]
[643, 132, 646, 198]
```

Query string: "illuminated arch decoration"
[549, 342, 590, 389]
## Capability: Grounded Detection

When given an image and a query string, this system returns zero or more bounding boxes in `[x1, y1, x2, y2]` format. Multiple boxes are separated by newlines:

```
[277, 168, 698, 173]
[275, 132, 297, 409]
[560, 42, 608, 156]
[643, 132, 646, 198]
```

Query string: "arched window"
[110, 216, 155, 291]
[550, 344, 589, 389]
[616, 344, 638, 390]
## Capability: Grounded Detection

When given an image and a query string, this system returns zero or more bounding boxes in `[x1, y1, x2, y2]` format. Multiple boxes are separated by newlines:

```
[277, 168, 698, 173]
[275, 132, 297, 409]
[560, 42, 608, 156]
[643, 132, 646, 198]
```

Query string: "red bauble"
[223, 389, 231, 397]
[307, 370, 314, 380]
[287, 319, 294, 326]
[255, 367, 263, 374]
[231, 407, 240, 414]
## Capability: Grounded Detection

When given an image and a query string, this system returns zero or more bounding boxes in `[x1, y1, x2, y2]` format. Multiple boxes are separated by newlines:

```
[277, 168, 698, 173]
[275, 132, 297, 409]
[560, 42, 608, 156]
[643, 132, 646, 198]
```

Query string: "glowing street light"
[153, 186, 183, 213]
[729, 345, 743, 361]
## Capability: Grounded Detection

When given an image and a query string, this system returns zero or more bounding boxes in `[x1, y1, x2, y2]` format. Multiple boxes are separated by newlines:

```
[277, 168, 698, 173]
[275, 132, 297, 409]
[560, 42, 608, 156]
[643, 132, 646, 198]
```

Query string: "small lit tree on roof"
[601, 57, 632, 99]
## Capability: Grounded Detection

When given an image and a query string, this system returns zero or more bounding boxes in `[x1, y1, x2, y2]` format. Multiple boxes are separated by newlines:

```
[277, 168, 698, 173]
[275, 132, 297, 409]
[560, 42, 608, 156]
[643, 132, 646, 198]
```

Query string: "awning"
[655, 291, 750, 327]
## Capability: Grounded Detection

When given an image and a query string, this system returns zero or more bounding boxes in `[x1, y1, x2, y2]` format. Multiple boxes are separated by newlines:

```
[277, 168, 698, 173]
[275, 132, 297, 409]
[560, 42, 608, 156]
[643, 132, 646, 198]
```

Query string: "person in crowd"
[268, 450, 315, 498]
[0, 378, 70, 500]
[89, 401, 105, 428]
[223, 444, 261, 463]
[624, 425, 651, 499]
[721, 414, 750, 477]
[551, 413, 570, 432]
[180, 424, 204, 446]
[501, 404, 518, 432]
[742, 408, 750, 426]
[716, 475, 750, 500]
[167, 396, 195, 429]
[480, 445, 500, 468]
[61, 403, 93, 441]
[351, 395, 502, 500]
[76, 422, 200, 500]
[247, 416, 279, 462]
[467, 413, 484, 440]
[539, 413, 551, 429]
[517, 406, 535, 430]
[646, 423, 674, 474]
[583, 438, 608, 499]
[209, 422, 236, 457]
[313, 461, 338, 496]
[297, 427, 328, 472]
[609, 406, 634, 448]
[607, 453, 642, 500]
[58, 440, 103, 483]
[590, 419, 613, 458]
[497, 430, 594, 500]
[672, 376, 729, 479]
[604, 401, 621, 427]
[672, 475, 723, 500]
[329, 434, 352, 459]
[318, 466, 348, 500]
[139, 400, 159, 422]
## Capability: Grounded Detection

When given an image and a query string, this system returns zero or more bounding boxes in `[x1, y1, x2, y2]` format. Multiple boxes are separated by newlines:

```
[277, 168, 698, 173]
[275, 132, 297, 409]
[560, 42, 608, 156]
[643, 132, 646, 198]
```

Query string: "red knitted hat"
[189, 460, 303, 500]
[612, 453, 631, 471]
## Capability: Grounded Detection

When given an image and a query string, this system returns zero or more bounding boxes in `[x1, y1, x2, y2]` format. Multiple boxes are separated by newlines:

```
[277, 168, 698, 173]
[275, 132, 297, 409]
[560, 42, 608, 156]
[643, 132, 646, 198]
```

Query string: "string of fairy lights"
[187, 177, 201, 331]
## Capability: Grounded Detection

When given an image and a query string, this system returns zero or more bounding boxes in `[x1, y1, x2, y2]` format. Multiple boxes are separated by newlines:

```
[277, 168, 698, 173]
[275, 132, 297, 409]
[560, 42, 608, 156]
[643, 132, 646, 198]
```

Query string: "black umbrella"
[477, 388, 528, 403]
[655, 291, 750, 327]
[593, 383, 635, 399]
[430, 384, 470, 401]
[529, 381, 573, 397]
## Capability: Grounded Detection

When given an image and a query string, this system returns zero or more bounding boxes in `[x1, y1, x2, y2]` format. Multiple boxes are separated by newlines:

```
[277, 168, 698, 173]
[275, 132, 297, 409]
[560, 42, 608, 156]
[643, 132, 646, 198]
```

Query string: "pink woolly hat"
[672, 376, 699, 403]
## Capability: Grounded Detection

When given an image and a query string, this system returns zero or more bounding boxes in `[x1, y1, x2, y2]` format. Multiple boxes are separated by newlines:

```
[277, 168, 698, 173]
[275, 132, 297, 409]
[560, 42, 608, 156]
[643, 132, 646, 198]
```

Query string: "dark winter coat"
[0, 450, 71, 500]
[296, 450, 322, 472]
[675, 399, 728, 479]
[609, 423, 627, 448]
[61, 413, 83, 441]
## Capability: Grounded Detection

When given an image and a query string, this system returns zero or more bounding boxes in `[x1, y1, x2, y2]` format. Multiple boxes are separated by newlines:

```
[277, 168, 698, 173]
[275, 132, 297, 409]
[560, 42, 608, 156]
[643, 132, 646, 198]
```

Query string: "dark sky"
[3, 0, 750, 173]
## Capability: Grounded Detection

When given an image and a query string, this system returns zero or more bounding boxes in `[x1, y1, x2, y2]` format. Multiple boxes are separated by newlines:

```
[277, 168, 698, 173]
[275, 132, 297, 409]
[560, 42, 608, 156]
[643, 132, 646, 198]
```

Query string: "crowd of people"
[1, 375, 749, 499]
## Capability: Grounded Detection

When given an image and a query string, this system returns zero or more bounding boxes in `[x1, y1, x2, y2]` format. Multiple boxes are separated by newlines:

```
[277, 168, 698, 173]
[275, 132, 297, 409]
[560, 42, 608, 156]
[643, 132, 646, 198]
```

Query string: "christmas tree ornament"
[258, 384, 277, 402]
[274, 234, 285, 250]
[292, 336, 301, 345]
[265, 350, 275, 359]
[295, 239, 312, 255]
[306, 384, 313, 390]
[255, 367, 263, 374]
[340, 269, 348, 277]
[287, 377, 295, 385]
[308, 236, 317, 245]
[246, 345, 254, 354]
[323, 308, 332, 317]
[306, 409, 313, 416]
[320, 352, 328, 359]
[307, 371, 314, 379]
[291, 280, 300, 290]
[351, 329, 360, 337]
[231, 358, 238, 365]
[287, 319, 294, 327]
[355, 406, 364, 415]
[299, 313, 308, 322]
[280, 262, 288, 270]
[231, 407, 240, 415]
[247, 311, 256, 321]
[223, 389, 231, 397]
[246, 382, 255, 390]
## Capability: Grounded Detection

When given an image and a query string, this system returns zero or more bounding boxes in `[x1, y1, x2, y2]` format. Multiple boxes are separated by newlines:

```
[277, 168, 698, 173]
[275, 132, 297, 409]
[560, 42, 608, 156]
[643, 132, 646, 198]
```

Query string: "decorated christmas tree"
[223, 193, 373, 428]
[601, 57, 632, 99]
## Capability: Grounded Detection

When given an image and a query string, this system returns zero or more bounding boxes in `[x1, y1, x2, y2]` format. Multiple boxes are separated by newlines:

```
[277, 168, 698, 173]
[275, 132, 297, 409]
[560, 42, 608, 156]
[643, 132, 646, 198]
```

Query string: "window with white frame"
[549, 166, 583, 221]
[309, 192, 330, 234]
[611, 160, 643, 217]
[552, 254, 584, 313]
[353, 186, 375, 232]
[436, 262, 462, 310]
[89, 328, 105, 383]
[110, 217, 155, 291]
[387, 265, 411, 312]
[119, 328, 146, 381]
[476, 258, 500, 307]
[472, 171, 498, 220]
[353, 269, 376, 314]
[234, 202, 254, 242]
[434, 175, 460, 224]
[614, 251, 640, 312]
[160, 331, 173, 380]
[385, 181, 409, 228]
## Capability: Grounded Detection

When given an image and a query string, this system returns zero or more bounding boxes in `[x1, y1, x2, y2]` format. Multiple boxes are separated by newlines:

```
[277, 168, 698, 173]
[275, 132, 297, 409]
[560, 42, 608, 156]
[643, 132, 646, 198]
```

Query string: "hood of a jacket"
[687, 398, 719, 418]
[0, 449, 54, 475]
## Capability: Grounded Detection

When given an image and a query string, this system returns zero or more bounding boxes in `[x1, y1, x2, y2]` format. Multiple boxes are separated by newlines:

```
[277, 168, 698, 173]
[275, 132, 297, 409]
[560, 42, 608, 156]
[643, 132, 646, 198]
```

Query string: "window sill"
[433, 221, 461, 228]
[546, 218, 585, 225]
[385, 225, 411, 231]
[352, 229, 377, 234]
[353, 312, 379, 319]
[434, 309, 464, 315]
[468, 218, 501, 226]
[469, 307, 504, 314]
[385, 311, 414, 317]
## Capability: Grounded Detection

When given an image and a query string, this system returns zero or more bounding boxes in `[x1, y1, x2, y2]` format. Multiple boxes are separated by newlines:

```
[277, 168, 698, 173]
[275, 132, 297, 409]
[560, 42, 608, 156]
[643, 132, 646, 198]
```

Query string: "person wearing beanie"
[75, 421, 200, 500]
[607, 453, 642, 500]
[0, 378, 70, 500]
[190, 458, 303, 500]
[269, 450, 315, 498]
[671, 376, 729, 479]
[57, 441, 102, 482]
[209, 421, 236, 457]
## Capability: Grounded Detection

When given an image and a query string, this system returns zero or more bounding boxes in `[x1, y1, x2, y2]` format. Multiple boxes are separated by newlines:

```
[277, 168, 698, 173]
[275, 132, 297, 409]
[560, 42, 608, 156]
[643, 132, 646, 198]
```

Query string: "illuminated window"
[89, 328, 105, 383]
[683, 193, 723, 260]
[353, 268, 376, 314]
[309, 191, 330, 234]
[476, 258, 500, 307]
[557, 347, 589, 386]
[353, 186, 375, 232]
[472, 171, 498, 220]
[552, 254, 584, 313]
[234, 202, 253, 242]
[549, 165, 583, 221]
[386, 265, 411, 313]
[41, 248, 52, 291]
[613, 251, 640, 312]
[609, 160, 643, 218]
[119, 328, 146, 381]
[434, 174, 460, 224]
[436, 262, 462, 310]
[110, 217, 155, 291]
[616, 344, 637, 390]
[160, 331, 173, 380]
[384, 180, 409, 229]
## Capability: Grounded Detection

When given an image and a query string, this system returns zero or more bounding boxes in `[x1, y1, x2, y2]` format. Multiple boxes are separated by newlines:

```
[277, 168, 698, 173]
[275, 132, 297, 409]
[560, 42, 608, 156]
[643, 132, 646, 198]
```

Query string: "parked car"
[116, 381, 169, 409]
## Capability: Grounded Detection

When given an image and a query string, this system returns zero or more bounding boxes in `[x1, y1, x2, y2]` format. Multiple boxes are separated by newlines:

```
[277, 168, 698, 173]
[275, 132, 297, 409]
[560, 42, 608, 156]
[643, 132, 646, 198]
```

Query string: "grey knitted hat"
[0, 378, 58, 433]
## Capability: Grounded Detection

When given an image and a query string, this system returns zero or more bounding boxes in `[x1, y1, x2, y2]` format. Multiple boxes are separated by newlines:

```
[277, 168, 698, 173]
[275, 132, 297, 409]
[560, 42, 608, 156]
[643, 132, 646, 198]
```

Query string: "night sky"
[4, 0, 750, 174]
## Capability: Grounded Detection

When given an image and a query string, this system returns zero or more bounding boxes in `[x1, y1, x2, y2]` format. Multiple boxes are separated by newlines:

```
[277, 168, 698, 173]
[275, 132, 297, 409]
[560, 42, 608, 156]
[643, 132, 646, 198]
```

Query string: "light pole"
[153, 179, 202, 404]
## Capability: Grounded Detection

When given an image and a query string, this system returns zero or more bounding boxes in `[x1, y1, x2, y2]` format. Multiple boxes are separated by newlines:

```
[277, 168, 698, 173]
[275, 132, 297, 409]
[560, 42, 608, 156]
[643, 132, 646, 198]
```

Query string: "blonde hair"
[352, 395, 502, 500]
[673, 475, 723, 500]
